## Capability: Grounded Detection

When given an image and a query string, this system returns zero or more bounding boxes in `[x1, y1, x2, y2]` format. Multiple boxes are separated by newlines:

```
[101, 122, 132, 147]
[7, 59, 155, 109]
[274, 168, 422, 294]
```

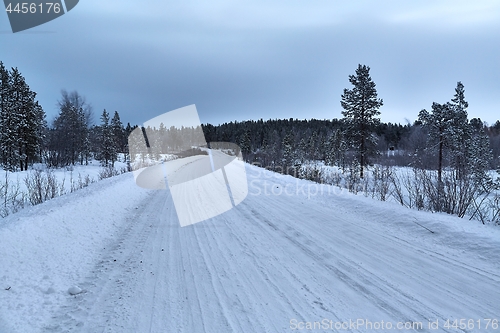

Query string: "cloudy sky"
[1, 0, 499, 127]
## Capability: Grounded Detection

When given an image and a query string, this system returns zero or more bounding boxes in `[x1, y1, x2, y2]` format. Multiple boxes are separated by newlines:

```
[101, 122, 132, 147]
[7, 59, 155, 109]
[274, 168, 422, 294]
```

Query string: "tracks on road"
[44, 165, 500, 333]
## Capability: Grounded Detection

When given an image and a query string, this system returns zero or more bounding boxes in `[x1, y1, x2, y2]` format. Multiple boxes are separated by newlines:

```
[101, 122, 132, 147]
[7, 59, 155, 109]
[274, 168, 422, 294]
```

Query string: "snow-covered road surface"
[1, 159, 499, 332]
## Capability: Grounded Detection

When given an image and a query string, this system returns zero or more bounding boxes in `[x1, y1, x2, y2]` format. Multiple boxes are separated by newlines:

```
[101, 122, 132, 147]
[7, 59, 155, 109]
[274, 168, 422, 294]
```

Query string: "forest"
[1, 61, 500, 223]
[200, 66, 500, 223]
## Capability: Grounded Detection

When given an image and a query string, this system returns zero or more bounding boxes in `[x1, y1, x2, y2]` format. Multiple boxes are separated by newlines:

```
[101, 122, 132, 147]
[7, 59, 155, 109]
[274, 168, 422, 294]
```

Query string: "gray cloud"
[1, 0, 499, 127]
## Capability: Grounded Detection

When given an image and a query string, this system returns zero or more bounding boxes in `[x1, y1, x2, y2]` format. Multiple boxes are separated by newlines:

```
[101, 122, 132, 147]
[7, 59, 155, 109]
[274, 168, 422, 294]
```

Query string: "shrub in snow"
[70, 172, 96, 193]
[98, 166, 120, 180]
[0, 172, 25, 217]
[24, 169, 63, 205]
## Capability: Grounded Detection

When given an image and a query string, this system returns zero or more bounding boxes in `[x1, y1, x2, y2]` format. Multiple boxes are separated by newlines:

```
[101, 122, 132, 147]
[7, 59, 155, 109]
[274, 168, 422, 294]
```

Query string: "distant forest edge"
[1, 61, 500, 223]
[203, 116, 500, 170]
[1, 61, 499, 173]
[203, 67, 500, 177]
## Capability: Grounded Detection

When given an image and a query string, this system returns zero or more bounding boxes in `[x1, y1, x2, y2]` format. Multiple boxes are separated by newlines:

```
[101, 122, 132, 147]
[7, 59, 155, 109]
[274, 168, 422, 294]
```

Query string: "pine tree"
[49, 91, 90, 166]
[419, 83, 473, 184]
[59, 90, 93, 127]
[0, 62, 7, 106]
[469, 118, 493, 187]
[260, 133, 271, 166]
[325, 129, 347, 169]
[308, 131, 318, 160]
[110, 111, 124, 164]
[81, 131, 91, 165]
[239, 129, 251, 161]
[98, 109, 115, 166]
[318, 134, 326, 161]
[298, 138, 307, 163]
[10, 69, 46, 170]
[19, 100, 46, 171]
[418, 102, 455, 185]
[156, 122, 168, 159]
[341, 64, 383, 178]
[281, 133, 294, 174]
[449, 82, 470, 179]
[2, 68, 23, 171]
[333, 129, 347, 170]
[0, 62, 11, 168]
[325, 134, 336, 166]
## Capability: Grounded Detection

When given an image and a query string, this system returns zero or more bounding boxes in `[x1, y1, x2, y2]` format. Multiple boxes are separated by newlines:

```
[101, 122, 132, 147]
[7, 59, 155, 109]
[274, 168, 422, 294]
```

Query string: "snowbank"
[0, 172, 152, 332]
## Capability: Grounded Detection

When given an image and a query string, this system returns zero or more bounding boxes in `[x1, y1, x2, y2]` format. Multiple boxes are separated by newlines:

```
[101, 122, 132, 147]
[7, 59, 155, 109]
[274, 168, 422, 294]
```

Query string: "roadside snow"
[0, 160, 128, 195]
[0, 161, 499, 332]
[0, 172, 152, 332]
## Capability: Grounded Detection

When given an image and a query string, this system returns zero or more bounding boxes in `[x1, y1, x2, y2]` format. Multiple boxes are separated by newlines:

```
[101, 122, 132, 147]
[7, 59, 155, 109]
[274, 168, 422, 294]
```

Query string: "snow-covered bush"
[24, 169, 63, 206]
[0, 173, 25, 217]
[70, 172, 96, 193]
[98, 166, 120, 180]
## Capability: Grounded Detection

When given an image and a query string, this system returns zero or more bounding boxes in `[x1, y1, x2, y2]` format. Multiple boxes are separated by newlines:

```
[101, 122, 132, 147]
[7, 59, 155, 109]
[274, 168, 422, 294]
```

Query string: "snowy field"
[1, 160, 128, 191]
[0, 159, 499, 332]
[297, 161, 500, 224]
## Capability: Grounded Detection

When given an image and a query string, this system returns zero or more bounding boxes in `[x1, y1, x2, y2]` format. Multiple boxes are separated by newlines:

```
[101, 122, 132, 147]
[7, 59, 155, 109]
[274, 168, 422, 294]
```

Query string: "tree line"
[201, 99, 499, 177]
[45, 90, 135, 168]
[200, 64, 500, 218]
[2, 60, 500, 189]
[1, 61, 499, 221]
[0, 61, 136, 171]
[0, 62, 46, 171]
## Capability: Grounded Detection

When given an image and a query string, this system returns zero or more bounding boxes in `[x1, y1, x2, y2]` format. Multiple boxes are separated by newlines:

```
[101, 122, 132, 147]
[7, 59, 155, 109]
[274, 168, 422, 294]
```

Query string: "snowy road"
[1, 158, 500, 332]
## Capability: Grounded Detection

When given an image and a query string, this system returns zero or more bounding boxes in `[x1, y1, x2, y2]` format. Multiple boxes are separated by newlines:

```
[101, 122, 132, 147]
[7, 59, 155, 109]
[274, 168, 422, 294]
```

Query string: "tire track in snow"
[39, 162, 500, 333]
[194, 214, 299, 332]
[282, 199, 500, 320]
[244, 203, 450, 331]
[241, 187, 499, 332]
[42, 188, 165, 332]
[224, 203, 346, 323]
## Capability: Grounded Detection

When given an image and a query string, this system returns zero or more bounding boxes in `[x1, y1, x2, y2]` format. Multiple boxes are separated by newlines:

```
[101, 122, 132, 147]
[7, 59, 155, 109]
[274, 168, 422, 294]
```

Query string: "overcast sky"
[1, 0, 499, 127]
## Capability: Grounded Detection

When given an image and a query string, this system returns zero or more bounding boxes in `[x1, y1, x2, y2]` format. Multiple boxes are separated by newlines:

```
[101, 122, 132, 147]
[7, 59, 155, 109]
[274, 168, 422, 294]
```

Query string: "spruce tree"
[419, 83, 473, 184]
[0, 62, 11, 168]
[325, 134, 336, 166]
[333, 129, 347, 170]
[469, 118, 493, 187]
[50, 91, 90, 166]
[341, 64, 383, 178]
[98, 109, 115, 166]
[239, 130, 251, 161]
[10, 69, 46, 170]
[156, 122, 168, 159]
[2, 68, 23, 171]
[308, 131, 317, 160]
[418, 102, 454, 185]
[110, 111, 124, 163]
[298, 138, 307, 163]
[281, 133, 294, 174]
[449, 82, 470, 178]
